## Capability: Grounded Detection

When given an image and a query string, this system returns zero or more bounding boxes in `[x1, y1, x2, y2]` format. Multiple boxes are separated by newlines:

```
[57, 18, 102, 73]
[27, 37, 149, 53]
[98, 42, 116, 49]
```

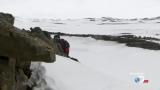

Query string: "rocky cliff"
[0, 13, 59, 90]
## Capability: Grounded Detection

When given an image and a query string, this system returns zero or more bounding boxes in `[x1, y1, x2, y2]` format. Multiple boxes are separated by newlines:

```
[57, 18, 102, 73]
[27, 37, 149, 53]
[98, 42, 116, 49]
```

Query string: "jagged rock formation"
[0, 13, 61, 90]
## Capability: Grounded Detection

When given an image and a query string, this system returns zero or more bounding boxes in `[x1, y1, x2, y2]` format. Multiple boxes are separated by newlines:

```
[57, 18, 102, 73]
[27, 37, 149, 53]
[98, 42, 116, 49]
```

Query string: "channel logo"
[130, 73, 149, 86]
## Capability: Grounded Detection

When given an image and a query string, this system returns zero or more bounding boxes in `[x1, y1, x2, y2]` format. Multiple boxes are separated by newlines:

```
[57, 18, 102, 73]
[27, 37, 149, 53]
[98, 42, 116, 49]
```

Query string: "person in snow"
[54, 34, 70, 57]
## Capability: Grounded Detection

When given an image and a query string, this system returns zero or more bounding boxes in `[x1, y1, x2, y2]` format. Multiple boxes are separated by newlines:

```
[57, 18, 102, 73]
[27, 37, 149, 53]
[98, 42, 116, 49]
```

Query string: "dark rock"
[0, 13, 58, 90]
[0, 12, 14, 25]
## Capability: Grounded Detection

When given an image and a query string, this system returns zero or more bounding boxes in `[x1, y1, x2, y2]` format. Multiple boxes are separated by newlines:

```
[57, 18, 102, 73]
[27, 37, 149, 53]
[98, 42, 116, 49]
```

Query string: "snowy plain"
[14, 18, 160, 90]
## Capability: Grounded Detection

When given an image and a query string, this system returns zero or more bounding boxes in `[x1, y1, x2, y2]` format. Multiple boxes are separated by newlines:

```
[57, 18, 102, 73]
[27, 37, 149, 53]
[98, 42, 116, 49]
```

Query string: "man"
[54, 34, 70, 57]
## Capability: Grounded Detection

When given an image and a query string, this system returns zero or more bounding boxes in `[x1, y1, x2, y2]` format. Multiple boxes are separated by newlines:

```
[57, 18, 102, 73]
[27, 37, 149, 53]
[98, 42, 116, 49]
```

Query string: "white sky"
[0, 0, 160, 19]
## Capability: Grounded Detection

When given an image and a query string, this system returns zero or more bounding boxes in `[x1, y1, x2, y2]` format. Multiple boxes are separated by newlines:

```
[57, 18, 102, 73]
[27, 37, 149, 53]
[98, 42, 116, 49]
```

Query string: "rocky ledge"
[0, 13, 61, 90]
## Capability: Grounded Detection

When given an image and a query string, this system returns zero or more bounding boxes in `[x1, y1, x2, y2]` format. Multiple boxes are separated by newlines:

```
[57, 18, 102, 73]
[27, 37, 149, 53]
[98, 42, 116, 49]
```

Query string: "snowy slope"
[14, 17, 160, 90]
[42, 36, 160, 90]
[43, 56, 125, 90]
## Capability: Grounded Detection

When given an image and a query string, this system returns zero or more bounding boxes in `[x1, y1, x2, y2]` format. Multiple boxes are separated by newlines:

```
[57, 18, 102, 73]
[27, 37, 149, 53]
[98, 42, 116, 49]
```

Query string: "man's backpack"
[59, 39, 70, 49]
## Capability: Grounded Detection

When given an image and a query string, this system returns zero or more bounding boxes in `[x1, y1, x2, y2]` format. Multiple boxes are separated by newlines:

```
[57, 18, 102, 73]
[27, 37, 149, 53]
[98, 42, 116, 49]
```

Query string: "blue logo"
[134, 77, 141, 83]
[130, 73, 144, 85]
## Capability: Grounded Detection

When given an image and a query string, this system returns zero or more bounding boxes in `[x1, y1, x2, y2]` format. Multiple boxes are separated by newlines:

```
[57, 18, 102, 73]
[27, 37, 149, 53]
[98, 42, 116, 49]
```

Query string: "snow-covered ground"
[42, 37, 160, 90]
[14, 18, 160, 90]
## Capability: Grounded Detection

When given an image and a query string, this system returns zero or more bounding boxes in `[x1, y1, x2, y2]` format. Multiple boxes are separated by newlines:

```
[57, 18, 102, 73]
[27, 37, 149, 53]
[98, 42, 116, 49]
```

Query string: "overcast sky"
[0, 0, 160, 19]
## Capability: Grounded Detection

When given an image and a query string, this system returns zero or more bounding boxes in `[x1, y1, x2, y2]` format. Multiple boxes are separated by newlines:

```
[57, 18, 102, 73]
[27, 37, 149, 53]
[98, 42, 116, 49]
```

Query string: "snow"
[42, 37, 160, 90]
[43, 56, 128, 90]
[14, 18, 160, 90]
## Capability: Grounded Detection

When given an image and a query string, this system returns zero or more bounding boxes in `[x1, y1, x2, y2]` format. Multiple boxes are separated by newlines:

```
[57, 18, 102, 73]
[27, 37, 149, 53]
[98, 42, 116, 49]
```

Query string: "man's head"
[54, 34, 60, 39]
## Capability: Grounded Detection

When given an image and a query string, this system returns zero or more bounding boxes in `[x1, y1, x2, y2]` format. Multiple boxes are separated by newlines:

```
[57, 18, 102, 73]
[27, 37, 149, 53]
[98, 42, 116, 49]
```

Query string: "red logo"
[143, 80, 149, 84]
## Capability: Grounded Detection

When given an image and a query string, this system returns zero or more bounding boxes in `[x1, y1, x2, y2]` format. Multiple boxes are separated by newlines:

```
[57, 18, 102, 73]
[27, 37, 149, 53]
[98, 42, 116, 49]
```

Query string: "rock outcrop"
[0, 13, 58, 90]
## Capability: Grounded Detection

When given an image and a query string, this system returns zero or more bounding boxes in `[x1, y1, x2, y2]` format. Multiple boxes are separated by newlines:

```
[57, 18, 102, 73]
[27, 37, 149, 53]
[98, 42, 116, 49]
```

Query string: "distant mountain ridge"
[84, 16, 160, 22]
